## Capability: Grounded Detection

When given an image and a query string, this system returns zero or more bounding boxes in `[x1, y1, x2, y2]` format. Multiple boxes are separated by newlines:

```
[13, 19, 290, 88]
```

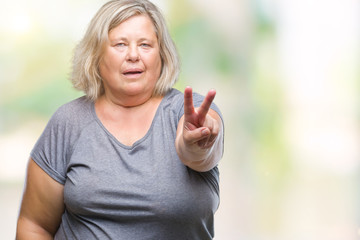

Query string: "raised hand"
[175, 86, 223, 171]
[182, 86, 219, 150]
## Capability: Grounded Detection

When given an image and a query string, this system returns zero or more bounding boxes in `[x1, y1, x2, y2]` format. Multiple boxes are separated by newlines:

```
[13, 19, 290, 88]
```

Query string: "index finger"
[184, 86, 195, 120]
[197, 89, 216, 125]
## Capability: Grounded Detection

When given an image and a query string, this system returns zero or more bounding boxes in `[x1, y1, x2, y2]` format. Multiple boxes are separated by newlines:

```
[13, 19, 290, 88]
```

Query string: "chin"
[122, 85, 152, 97]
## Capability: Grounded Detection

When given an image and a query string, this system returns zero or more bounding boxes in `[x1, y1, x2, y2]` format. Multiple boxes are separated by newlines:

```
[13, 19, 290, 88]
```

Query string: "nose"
[126, 45, 140, 62]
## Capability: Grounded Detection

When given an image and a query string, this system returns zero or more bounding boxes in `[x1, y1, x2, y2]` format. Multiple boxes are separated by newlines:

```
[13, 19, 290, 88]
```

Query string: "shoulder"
[48, 96, 94, 127]
[30, 96, 93, 184]
[55, 96, 91, 117]
[161, 88, 183, 109]
[161, 88, 184, 119]
[164, 88, 183, 102]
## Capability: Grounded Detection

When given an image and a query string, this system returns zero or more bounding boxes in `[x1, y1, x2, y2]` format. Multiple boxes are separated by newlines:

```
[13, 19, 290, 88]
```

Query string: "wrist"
[175, 133, 212, 168]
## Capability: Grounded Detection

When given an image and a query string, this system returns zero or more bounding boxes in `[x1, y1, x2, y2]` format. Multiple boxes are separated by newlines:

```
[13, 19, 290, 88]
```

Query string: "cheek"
[153, 54, 162, 76]
[142, 53, 161, 77]
[99, 54, 110, 73]
[101, 49, 124, 68]
[100, 57, 120, 77]
[98, 61, 106, 78]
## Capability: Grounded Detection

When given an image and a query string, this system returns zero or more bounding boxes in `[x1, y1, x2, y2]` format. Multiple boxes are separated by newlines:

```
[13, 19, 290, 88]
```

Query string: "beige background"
[1, 0, 359, 239]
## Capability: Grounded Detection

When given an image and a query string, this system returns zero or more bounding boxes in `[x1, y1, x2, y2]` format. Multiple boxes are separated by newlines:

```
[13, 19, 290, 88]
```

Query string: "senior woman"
[16, 0, 224, 239]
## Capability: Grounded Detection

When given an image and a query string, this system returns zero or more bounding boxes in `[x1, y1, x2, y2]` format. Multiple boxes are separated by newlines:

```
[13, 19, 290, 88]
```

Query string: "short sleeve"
[30, 106, 71, 184]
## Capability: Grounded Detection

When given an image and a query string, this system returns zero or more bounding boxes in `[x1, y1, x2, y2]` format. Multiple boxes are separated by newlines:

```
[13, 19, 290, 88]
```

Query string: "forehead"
[109, 14, 157, 39]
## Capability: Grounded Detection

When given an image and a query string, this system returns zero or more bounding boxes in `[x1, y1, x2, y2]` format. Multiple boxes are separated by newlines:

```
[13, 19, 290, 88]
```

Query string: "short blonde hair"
[71, 0, 180, 100]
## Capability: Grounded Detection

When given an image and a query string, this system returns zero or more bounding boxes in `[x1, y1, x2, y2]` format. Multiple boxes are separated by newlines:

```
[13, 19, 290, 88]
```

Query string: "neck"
[102, 91, 154, 109]
[95, 91, 163, 119]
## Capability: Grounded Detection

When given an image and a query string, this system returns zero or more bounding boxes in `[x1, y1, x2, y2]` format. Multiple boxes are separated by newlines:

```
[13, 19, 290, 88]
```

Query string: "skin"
[16, 159, 64, 239]
[16, 14, 223, 239]
[98, 14, 162, 108]
[176, 86, 223, 172]
[95, 14, 164, 146]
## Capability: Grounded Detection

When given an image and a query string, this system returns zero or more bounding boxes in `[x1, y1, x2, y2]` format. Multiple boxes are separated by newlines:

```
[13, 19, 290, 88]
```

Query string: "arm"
[16, 158, 65, 240]
[175, 87, 224, 172]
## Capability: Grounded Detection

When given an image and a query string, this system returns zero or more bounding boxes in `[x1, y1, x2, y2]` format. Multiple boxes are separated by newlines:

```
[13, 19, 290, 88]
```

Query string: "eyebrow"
[110, 37, 127, 43]
[138, 37, 153, 42]
[110, 37, 155, 43]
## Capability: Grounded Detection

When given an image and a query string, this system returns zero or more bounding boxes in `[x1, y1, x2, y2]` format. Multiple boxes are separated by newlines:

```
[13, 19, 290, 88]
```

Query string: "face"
[99, 14, 162, 103]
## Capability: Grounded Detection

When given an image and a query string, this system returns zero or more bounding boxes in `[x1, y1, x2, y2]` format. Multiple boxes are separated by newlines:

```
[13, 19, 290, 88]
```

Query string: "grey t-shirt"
[31, 88, 223, 240]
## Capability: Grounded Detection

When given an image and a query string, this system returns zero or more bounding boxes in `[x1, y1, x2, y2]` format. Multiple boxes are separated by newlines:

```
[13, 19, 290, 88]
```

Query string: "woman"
[16, 0, 224, 239]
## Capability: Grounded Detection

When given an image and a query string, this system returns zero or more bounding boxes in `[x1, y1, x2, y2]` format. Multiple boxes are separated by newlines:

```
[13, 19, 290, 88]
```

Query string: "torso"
[31, 89, 220, 239]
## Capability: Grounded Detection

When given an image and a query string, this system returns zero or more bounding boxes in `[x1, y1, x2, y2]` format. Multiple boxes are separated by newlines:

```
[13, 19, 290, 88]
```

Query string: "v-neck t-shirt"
[31, 88, 223, 240]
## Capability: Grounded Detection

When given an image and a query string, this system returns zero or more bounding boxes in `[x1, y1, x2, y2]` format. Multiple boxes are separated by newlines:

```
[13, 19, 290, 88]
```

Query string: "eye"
[115, 42, 126, 47]
[140, 43, 151, 48]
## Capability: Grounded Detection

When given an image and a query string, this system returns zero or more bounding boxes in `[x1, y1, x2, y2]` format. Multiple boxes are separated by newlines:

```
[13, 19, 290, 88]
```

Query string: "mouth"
[122, 69, 144, 78]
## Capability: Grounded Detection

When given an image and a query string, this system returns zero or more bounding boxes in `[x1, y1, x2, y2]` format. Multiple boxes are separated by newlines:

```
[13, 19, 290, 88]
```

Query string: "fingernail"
[201, 128, 210, 136]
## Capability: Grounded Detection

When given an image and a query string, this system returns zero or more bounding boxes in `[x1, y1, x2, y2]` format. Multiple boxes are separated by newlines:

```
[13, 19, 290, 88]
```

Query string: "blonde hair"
[71, 0, 180, 100]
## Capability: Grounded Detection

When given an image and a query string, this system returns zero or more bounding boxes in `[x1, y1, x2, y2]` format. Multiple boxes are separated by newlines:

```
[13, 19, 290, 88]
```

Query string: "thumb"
[183, 124, 210, 144]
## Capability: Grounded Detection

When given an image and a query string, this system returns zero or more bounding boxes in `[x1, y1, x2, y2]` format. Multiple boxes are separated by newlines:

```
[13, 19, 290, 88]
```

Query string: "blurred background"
[1, 0, 359, 239]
